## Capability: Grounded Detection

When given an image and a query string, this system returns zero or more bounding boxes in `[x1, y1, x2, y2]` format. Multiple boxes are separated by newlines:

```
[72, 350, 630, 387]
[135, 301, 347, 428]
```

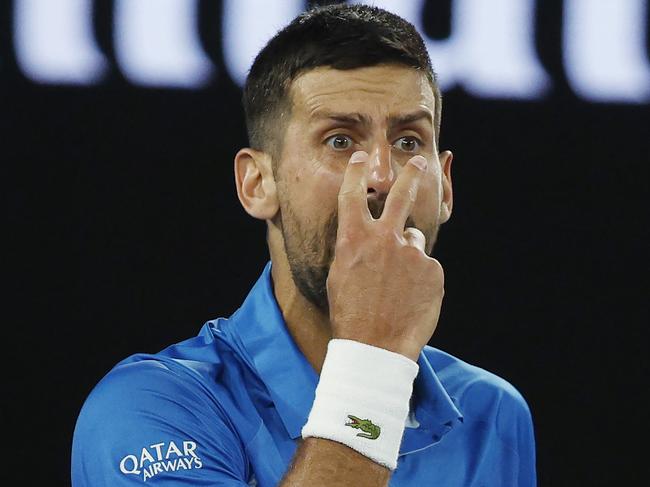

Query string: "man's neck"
[269, 248, 332, 375]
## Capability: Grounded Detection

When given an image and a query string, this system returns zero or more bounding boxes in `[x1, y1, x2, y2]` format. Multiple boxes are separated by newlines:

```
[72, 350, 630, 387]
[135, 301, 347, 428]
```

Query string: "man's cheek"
[312, 165, 346, 199]
[311, 148, 350, 174]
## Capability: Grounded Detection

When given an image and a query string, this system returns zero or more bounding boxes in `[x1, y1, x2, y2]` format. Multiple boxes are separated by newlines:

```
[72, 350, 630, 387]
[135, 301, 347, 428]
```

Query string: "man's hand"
[327, 150, 445, 362]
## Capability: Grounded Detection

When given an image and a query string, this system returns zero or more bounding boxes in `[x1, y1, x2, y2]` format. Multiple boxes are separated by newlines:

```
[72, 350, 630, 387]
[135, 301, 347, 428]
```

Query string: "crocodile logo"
[345, 415, 381, 440]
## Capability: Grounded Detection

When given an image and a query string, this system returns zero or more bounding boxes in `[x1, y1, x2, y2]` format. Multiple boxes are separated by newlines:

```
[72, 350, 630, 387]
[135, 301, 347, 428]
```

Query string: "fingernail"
[409, 155, 428, 171]
[349, 151, 368, 164]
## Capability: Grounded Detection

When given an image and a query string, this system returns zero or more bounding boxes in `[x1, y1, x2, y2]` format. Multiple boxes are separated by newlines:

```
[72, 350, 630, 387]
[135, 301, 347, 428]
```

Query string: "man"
[72, 4, 536, 486]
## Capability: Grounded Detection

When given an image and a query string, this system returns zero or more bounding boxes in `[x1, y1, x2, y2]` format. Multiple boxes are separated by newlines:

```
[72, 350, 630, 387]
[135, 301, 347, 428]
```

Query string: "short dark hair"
[242, 3, 442, 158]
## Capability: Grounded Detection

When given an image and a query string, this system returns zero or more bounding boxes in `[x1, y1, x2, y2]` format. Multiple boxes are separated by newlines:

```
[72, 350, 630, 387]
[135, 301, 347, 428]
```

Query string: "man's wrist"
[301, 339, 419, 470]
[330, 333, 423, 362]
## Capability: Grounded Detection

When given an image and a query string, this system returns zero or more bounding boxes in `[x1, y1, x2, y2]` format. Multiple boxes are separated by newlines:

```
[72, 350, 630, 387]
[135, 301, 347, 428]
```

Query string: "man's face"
[273, 64, 451, 310]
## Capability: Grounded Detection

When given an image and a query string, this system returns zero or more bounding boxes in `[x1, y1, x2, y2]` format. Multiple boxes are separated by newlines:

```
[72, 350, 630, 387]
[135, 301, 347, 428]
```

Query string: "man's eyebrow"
[388, 110, 433, 128]
[310, 111, 372, 127]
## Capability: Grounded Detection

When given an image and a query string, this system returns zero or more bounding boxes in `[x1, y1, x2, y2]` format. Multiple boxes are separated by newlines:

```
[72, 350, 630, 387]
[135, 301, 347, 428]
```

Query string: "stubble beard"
[278, 196, 440, 312]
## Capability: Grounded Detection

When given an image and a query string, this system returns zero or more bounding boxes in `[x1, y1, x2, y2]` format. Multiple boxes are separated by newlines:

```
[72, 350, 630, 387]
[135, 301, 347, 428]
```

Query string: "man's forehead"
[288, 65, 435, 120]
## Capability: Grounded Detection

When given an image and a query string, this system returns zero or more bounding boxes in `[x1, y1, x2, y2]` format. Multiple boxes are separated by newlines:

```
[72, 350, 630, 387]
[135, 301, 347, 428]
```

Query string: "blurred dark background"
[4, 1, 648, 485]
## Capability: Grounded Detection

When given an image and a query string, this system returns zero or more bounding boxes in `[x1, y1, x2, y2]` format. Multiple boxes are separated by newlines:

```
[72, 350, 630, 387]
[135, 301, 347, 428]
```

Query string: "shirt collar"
[226, 262, 463, 451]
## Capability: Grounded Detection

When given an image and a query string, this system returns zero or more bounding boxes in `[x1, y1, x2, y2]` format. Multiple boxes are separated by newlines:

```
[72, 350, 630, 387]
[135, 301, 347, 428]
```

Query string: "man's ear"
[439, 150, 453, 223]
[234, 148, 279, 220]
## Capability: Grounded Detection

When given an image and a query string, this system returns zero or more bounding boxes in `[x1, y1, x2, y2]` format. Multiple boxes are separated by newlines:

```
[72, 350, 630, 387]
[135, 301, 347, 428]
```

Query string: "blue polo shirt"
[72, 262, 536, 486]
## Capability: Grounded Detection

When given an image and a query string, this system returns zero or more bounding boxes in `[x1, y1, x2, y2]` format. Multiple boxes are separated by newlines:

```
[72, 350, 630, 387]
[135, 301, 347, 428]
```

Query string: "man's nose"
[366, 145, 396, 196]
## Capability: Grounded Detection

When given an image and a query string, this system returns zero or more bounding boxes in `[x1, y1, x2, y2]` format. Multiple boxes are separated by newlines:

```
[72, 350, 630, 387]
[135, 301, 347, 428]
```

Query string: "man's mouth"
[366, 194, 386, 220]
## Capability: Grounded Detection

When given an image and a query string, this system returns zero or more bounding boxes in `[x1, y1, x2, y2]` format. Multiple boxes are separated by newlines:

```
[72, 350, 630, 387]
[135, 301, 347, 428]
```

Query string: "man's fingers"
[403, 227, 426, 252]
[337, 150, 371, 231]
[381, 155, 427, 230]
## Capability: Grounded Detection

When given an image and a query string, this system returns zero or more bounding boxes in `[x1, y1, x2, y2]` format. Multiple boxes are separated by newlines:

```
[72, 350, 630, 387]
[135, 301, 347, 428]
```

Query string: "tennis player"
[72, 4, 537, 486]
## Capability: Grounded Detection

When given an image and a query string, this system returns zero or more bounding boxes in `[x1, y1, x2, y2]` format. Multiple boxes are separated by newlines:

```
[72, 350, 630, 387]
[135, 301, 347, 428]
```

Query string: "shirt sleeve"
[72, 359, 252, 486]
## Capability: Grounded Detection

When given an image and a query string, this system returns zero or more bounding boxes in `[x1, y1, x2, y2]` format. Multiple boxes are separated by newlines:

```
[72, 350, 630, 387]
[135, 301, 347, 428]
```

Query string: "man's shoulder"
[71, 330, 255, 484]
[86, 353, 199, 409]
[421, 346, 537, 480]
[77, 328, 238, 428]
[422, 345, 531, 420]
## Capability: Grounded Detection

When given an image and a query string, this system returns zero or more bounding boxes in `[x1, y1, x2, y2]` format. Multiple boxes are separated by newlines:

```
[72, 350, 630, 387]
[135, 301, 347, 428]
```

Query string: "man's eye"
[326, 135, 353, 151]
[394, 136, 421, 153]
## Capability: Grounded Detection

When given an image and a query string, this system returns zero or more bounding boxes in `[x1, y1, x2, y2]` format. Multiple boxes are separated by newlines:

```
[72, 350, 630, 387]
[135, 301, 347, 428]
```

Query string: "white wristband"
[301, 339, 419, 470]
